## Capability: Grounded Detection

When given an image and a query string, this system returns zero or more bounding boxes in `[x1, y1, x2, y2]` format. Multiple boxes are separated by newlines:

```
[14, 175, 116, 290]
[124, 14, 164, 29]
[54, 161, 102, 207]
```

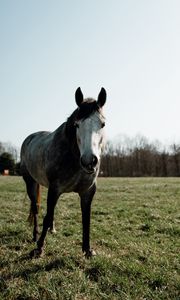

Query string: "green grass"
[0, 176, 180, 300]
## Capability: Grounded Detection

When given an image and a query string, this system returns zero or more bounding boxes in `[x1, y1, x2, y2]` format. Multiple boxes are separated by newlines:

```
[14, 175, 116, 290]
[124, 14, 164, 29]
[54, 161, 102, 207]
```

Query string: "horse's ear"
[97, 88, 107, 108]
[75, 87, 84, 107]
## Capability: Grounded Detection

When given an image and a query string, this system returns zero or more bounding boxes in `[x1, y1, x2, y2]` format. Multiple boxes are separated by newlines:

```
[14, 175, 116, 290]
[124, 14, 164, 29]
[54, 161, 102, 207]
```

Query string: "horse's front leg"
[30, 186, 60, 258]
[80, 183, 96, 258]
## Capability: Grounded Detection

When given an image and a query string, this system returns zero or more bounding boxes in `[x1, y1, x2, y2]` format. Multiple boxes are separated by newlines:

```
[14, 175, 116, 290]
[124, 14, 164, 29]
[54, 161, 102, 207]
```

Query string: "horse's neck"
[65, 121, 80, 157]
[53, 122, 79, 158]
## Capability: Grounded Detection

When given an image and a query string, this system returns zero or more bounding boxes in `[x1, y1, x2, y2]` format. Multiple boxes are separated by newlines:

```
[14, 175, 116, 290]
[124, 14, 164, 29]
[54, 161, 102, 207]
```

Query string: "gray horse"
[20, 87, 106, 258]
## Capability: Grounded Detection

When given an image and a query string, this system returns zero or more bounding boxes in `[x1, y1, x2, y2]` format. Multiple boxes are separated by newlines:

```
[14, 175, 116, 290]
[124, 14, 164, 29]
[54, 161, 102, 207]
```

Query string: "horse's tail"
[27, 185, 41, 225]
[37, 184, 41, 211]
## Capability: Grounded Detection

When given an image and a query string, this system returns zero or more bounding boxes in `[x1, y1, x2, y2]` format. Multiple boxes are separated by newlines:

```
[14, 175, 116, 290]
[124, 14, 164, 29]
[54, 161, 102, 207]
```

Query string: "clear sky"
[0, 0, 180, 148]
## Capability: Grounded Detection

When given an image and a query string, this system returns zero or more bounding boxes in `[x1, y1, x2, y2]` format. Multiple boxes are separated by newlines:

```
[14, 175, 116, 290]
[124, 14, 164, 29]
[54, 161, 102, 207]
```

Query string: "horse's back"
[21, 131, 52, 187]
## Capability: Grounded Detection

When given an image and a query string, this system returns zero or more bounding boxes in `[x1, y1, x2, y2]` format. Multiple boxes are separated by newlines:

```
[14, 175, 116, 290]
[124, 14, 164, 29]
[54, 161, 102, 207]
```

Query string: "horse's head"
[74, 87, 106, 174]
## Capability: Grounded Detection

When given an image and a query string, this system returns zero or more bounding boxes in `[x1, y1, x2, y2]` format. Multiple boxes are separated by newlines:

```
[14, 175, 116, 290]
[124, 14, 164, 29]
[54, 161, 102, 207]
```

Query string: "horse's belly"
[32, 170, 49, 188]
[25, 162, 49, 188]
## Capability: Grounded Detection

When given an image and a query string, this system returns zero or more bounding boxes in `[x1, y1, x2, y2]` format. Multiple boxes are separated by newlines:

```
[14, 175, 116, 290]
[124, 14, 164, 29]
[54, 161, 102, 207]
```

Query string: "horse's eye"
[101, 122, 105, 128]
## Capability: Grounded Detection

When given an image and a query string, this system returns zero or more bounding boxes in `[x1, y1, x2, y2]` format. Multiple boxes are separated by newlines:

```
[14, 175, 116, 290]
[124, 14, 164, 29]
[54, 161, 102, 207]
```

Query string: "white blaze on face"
[76, 111, 105, 169]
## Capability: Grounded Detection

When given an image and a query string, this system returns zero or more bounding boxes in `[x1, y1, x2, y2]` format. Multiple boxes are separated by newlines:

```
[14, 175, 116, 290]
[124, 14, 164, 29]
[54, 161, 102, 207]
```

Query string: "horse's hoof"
[29, 248, 43, 258]
[32, 236, 38, 242]
[49, 228, 57, 234]
[84, 249, 96, 259]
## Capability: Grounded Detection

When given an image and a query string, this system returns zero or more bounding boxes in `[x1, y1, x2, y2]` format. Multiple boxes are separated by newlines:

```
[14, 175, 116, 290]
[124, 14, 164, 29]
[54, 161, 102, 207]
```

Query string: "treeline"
[100, 135, 180, 177]
[0, 142, 20, 175]
[1, 136, 180, 177]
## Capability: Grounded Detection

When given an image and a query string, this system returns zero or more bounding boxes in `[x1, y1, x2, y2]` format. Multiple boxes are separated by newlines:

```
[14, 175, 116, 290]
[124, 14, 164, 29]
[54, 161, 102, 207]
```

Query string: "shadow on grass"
[0, 230, 24, 239]
[1, 255, 80, 284]
[0, 229, 32, 244]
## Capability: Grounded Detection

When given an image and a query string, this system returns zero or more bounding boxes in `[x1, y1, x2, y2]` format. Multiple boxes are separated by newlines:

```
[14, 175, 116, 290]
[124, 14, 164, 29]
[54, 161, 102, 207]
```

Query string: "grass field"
[0, 176, 180, 300]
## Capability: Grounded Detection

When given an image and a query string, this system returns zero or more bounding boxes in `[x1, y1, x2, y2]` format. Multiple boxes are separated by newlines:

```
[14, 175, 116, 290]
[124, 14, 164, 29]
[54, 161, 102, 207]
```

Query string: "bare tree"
[0, 142, 5, 155]
[100, 136, 180, 177]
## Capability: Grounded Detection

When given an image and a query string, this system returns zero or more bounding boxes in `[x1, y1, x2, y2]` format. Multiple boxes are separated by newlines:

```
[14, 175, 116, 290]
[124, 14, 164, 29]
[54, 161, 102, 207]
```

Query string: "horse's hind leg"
[30, 186, 60, 257]
[23, 174, 40, 242]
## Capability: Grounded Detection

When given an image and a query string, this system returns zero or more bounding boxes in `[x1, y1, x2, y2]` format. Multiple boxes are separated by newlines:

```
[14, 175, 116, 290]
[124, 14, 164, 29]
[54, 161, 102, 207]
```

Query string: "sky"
[0, 0, 180, 149]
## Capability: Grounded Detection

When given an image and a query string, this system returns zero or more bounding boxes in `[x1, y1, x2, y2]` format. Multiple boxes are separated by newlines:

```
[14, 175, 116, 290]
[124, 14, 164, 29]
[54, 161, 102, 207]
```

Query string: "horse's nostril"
[80, 155, 98, 172]
[80, 157, 86, 168]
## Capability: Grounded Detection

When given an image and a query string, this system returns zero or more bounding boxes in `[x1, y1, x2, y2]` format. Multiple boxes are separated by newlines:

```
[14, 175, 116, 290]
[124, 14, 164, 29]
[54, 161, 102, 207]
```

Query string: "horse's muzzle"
[80, 154, 98, 174]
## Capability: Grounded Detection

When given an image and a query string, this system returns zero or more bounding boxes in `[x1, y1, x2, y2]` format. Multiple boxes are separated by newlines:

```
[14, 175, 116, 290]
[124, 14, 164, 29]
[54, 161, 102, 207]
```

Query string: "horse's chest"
[74, 174, 96, 193]
[58, 171, 96, 194]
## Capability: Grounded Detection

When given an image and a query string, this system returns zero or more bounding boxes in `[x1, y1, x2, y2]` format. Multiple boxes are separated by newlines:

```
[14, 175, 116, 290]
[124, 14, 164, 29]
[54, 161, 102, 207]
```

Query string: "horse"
[20, 87, 107, 258]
